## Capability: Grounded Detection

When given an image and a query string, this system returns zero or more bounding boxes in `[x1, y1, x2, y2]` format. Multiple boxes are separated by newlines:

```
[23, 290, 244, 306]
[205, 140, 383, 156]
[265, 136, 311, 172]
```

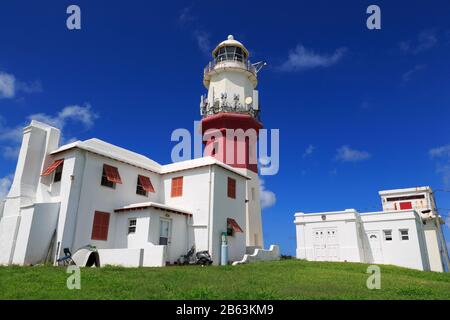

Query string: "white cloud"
[429, 145, 450, 186]
[336, 145, 371, 162]
[28, 104, 97, 129]
[0, 174, 13, 200]
[430, 145, 450, 158]
[178, 6, 195, 25]
[303, 144, 315, 158]
[399, 29, 438, 54]
[260, 179, 276, 209]
[402, 65, 426, 82]
[278, 45, 347, 72]
[0, 72, 15, 98]
[0, 71, 42, 99]
[193, 30, 211, 56]
[0, 104, 97, 160]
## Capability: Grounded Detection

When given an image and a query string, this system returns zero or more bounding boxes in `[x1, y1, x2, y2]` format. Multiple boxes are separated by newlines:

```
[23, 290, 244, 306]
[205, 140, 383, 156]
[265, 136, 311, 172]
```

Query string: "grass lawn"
[0, 259, 449, 300]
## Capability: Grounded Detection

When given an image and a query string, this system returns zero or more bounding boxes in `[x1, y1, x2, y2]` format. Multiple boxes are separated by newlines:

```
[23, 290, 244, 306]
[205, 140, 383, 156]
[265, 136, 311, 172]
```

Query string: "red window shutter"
[138, 175, 155, 193]
[91, 211, 110, 241]
[171, 176, 183, 197]
[227, 177, 236, 199]
[399, 202, 413, 210]
[227, 218, 243, 233]
[41, 159, 64, 176]
[103, 164, 122, 184]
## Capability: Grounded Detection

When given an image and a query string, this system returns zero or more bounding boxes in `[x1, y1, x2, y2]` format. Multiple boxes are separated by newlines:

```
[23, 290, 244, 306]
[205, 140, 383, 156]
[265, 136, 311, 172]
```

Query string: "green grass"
[0, 260, 449, 300]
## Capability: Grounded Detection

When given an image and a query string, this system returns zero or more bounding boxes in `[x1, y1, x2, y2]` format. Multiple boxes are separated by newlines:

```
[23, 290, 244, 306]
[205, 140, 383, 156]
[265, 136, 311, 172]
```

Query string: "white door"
[326, 228, 339, 261]
[159, 219, 172, 259]
[366, 231, 383, 263]
[313, 229, 326, 261]
[313, 228, 339, 261]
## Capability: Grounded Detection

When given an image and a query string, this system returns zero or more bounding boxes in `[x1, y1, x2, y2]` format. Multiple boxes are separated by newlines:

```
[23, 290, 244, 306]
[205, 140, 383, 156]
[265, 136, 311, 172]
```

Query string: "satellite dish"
[245, 97, 253, 105]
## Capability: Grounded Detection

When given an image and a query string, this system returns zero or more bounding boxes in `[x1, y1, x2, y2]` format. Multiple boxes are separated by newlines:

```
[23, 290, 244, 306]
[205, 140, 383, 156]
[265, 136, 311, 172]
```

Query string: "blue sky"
[0, 1, 449, 255]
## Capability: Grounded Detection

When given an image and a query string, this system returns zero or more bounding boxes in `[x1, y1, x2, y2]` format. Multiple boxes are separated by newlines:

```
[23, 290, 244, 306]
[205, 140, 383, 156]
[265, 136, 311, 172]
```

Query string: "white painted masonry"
[295, 187, 449, 272]
[0, 120, 258, 267]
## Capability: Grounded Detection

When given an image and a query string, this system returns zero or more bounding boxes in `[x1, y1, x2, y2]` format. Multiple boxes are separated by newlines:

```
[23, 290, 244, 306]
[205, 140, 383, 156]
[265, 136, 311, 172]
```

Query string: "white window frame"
[399, 229, 409, 241]
[128, 218, 137, 234]
[383, 230, 393, 241]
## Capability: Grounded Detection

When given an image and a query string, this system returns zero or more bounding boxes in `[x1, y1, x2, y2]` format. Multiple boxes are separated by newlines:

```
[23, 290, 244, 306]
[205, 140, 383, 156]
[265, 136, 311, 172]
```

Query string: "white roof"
[51, 138, 162, 172]
[379, 186, 432, 196]
[51, 138, 249, 179]
[161, 156, 249, 179]
[212, 35, 249, 58]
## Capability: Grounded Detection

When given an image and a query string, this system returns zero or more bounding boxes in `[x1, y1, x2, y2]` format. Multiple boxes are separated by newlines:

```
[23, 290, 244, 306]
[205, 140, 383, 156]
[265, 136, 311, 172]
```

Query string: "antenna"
[252, 61, 268, 73]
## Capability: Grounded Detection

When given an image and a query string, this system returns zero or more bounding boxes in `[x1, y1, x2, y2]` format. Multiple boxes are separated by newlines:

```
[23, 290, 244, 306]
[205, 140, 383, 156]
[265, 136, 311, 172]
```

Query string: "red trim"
[103, 164, 122, 184]
[41, 159, 64, 176]
[171, 176, 183, 197]
[138, 175, 155, 193]
[227, 218, 243, 233]
[91, 211, 110, 241]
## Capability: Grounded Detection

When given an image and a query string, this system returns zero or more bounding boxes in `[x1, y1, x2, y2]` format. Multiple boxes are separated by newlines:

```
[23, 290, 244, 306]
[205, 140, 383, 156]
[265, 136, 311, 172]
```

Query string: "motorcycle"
[177, 245, 213, 266]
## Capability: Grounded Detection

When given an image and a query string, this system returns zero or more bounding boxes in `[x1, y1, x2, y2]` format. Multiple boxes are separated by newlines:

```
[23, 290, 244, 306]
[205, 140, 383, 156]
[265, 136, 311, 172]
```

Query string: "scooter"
[177, 245, 213, 266]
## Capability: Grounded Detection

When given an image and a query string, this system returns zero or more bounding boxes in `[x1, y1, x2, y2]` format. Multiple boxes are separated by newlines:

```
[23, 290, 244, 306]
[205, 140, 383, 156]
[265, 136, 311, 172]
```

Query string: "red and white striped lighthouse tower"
[200, 35, 264, 248]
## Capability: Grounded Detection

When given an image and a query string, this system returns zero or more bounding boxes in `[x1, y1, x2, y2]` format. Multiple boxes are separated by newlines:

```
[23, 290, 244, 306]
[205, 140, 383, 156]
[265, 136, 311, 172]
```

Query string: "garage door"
[313, 228, 339, 261]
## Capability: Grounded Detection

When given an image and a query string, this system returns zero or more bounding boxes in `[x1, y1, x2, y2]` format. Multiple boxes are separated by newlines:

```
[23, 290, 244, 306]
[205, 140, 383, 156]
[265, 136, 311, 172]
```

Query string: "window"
[128, 218, 137, 234]
[227, 177, 236, 199]
[53, 161, 64, 182]
[171, 176, 183, 197]
[41, 159, 64, 180]
[399, 202, 413, 210]
[91, 211, 110, 241]
[386, 194, 425, 202]
[383, 230, 393, 241]
[400, 229, 409, 241]
[136, 175, 155, 196]
[227, 218, 243, 236]
[101, 164, 122, 188]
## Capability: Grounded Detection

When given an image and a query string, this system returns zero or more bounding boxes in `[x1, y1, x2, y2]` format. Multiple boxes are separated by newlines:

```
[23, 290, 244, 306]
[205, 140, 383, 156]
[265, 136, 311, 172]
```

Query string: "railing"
[204, 59, 257, 77]
[201, 100, 260, 121]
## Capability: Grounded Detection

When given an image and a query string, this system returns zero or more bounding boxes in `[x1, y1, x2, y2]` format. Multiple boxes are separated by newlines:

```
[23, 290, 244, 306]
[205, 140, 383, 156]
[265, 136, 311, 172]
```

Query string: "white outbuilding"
[294, 187, 449, 272]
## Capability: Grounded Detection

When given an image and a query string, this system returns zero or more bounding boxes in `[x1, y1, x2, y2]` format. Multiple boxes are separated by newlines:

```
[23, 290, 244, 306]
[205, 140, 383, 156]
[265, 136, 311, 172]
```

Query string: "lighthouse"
[200, 35, 264, 248]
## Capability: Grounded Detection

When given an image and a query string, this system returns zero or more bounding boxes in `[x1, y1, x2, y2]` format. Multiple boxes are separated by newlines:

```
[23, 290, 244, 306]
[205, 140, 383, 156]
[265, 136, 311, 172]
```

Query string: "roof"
[212, 35, 249, 58]
[379, 186, 432, 196]
[51, 138, 249, 179]
[160, 156, 250, 179]
[51, 138, 162, 172]
[114, 201, 192, 216]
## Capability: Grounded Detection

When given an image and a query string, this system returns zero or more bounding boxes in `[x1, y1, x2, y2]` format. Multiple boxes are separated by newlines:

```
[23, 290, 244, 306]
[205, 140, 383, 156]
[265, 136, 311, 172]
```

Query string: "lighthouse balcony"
[201, 100, 260, 121]
[203, 59, 257, 87]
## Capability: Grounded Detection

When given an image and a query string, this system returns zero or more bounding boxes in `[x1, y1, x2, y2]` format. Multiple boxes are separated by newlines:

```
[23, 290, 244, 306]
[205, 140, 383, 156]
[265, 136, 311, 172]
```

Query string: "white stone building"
[0, 35, 279, 267]
[295, 187, 449, 272]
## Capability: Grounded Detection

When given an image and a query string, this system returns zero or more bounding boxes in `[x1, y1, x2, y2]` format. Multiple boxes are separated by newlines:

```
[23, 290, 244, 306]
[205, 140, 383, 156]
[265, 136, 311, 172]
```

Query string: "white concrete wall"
[12, 202, 59, 265]
[98, 248, 143, 267]
[114, 207, 191, 264]
[233, 245, 280, 265]
[207, 71, 256, 109]
[69, 151, 162, 253]
[295, 210, 363, 263]
[0, 121, 60, 265]
[210, 166, 247, 264]
[424, 220, 445, 272]
[360, 211, 429, 271]
[237, 169, 263, 248]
